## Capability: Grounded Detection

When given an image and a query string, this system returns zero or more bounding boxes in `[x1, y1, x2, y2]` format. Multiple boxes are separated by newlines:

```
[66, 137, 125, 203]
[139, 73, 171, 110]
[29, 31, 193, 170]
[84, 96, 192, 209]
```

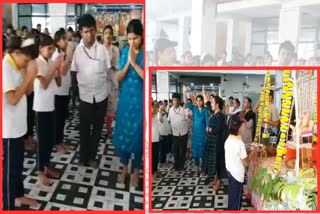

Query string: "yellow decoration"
[254, 71, 272, 143]
[276, 156, 282, 162]
[274, 70, 293, 171]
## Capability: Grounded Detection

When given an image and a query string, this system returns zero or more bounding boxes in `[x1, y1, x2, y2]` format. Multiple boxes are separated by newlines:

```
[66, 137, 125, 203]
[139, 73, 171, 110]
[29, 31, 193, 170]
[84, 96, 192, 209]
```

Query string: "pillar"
[12, 4, 18, 29]
[177, 16, 191, 58]
[190, 0, 217, 56]
[278, 3, 301, 48]
[48, 3, 67, 35]
[226, 19, 240, 62]
[156, 71, 170, 101]
[244, 21, 252, 56]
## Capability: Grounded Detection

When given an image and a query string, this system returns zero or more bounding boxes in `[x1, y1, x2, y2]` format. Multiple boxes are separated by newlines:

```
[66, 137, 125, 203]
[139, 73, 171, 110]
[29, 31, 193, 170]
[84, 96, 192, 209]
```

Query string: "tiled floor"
[151, 159, 254, 211]
[16, 108, 143, 210]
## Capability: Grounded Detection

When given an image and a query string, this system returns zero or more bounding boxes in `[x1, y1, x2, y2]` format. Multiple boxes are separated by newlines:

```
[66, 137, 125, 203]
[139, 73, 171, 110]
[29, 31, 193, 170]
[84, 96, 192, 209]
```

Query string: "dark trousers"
[55, 95, 70, 144]
[71, 72, 79, 106]
[217, 142, 226, 179]
[227, 171, 243, 210]
[168, 134, 173, 154]
[173, 134, 188, 170]
[160, 135, 169, 163]
[152, 142, 160, 174]
[24, 92, 35, 138]
[3, 138, 25, 210]
[79, 98, 107, 163]
[36, 111, 56, 171]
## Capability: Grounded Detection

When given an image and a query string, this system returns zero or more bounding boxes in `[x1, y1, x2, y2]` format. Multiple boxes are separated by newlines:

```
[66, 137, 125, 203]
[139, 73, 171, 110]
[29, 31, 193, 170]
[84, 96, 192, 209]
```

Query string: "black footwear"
[77, 161, 87, 167]
[88, 160, 98, 168]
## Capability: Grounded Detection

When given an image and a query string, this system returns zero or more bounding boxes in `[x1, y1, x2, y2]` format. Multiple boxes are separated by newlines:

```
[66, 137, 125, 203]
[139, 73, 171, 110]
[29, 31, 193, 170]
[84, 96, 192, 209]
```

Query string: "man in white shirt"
[71, 14, 111, 168]
[168, 93, 189, 171]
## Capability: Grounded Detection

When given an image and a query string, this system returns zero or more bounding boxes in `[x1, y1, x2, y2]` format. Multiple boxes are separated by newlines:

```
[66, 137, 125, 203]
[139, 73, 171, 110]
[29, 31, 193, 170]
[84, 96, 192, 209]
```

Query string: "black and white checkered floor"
[151, 159, 254, 211]
[16, 108, 143, 210]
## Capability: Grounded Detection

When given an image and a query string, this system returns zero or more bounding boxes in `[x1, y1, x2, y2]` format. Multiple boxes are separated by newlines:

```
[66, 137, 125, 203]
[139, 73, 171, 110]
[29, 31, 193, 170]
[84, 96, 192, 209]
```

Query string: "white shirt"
[152, 114, 160, 142]
[105, 45, 120, 96]
[228, 106, 235, 115]
[105, 44, 120, 69]
[232, 108, 242, 115]
[71, 40, 111, 103]
[33, 55, 57, 112]
[167, 106, 172, 134]
[52, 49, 71, 96]
[168, 106, 189, 136]
[2, 54, 27, 138]
[158, 112, 170, 136]
[224, 135, 248, 183]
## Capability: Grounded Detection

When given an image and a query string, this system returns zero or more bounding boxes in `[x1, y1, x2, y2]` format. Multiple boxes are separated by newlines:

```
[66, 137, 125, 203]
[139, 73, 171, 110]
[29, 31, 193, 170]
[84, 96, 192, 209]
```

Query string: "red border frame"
[0, 0, 145, 213]
[148, 66, 320, 213]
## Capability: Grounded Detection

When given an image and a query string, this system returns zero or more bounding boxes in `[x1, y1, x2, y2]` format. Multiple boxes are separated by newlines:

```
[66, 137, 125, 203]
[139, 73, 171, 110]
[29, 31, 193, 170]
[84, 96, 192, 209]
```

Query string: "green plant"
[250, 166, 317, 209]
[306, 191, 317, 210]
[250, 167, 281, 202]
[280, 183, 302, 208]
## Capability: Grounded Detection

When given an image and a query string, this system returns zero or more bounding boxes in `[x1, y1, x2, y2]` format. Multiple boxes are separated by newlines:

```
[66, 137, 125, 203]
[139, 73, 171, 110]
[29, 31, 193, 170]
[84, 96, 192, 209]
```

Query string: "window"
[251, 18, 279, 60]
[18, 4, 32, 16]
[31, 4, 46, 15]
[298, 26, 317, 60]
[152, 74, 157, 101]
[18, 4, 48, 30]
[67, 4, 76, 16]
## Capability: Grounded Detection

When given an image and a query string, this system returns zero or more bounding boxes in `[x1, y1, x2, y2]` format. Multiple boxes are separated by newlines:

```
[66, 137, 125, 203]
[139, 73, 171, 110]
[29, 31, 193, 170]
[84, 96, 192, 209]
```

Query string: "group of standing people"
[152, 85, 280, 210]
[3, 13, 144, 210]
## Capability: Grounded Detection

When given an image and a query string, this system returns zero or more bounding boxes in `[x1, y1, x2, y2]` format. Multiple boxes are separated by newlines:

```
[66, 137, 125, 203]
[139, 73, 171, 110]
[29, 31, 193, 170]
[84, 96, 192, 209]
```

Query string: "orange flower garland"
[274, 70, 293, 171]
[254, 71, 271, 143]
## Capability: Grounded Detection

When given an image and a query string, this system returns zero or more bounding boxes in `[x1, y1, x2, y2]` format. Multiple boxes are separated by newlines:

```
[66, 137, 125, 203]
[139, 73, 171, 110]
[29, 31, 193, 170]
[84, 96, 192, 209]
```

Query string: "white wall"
[48, 4, 67, 35]
[219, 74, 265, 107]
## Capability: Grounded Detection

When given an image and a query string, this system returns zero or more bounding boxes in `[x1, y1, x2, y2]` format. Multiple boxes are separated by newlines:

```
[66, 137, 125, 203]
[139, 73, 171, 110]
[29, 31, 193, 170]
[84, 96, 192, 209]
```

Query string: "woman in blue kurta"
[186, 95, 209, 176]
[113, 19, 144, 188]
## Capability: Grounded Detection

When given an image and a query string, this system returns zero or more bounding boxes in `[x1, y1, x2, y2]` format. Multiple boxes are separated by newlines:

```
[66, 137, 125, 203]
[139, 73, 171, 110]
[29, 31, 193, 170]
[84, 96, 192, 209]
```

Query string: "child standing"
[53, 29, 74, 154]
[158, 101, 171, 167]
[3, 36, 38, 209]
[152, 102, 163, 178]
[224, 115, 252, 210]
[33, 33, 63, 185]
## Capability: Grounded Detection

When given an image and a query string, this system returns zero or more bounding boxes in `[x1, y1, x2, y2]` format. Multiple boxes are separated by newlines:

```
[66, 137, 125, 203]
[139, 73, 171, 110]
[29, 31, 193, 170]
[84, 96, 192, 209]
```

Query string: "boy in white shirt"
[152, 102, 163, 178]
[34, 33, 62, 185]
[168, 93, 189, 171]
[225, 115, 253, 210]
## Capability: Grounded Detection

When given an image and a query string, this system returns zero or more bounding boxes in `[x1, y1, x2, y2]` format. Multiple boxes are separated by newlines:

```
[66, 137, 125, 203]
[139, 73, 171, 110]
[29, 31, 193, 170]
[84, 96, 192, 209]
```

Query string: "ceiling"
[217, 5, 281, 18]
[167, 70, 267, 77]
[152, 70, 269, 77]
[147, 0, 320, 21]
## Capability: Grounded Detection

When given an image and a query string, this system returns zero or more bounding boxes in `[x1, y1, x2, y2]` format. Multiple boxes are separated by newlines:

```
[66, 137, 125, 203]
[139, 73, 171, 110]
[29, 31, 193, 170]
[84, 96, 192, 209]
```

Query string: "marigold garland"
[262, 72, 271, 140]
[274, 70, 293, 171]
[314, 91, 317, 142]
[254, 77, 266, 142]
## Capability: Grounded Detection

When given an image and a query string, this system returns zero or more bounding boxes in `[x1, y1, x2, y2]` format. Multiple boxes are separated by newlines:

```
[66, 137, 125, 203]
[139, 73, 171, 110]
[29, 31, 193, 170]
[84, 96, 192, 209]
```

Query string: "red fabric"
[106, 116, 114, 133]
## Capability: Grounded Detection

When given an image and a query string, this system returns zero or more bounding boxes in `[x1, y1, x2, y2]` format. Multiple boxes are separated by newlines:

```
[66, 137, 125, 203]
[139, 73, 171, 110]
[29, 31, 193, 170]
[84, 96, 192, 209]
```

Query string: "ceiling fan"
[242, 75, 250, 90]
[223, 74, 229, 82]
